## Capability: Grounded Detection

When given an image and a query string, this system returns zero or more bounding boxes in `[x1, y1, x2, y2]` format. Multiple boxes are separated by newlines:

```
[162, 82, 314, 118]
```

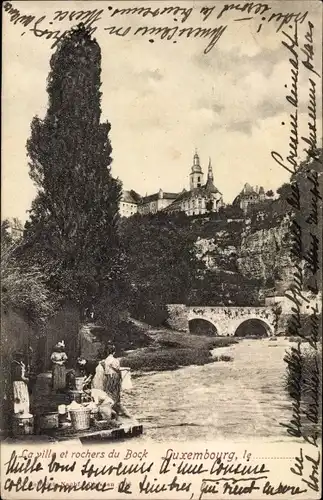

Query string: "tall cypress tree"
[23, 25, 126, 320]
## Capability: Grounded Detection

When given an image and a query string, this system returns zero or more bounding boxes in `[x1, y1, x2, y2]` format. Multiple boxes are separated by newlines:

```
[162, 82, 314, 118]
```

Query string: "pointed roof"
[207, 157, 214, 182]
[205, 178, 220, 194]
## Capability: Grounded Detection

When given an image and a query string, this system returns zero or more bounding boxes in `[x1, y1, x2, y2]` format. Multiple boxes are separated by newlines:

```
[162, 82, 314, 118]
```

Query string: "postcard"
[1, 0, 322, 499]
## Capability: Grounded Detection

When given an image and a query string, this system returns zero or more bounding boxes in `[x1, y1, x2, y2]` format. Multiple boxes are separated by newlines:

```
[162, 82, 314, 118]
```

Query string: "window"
[197, 176, 200, 182]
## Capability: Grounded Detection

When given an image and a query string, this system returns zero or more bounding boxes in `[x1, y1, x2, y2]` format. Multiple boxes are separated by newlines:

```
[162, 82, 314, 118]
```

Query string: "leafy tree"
[1, 220, 12, 247]
[189, 268, 262, 306]
[1, 239, 55, 326]
[266, 190, 274, 197]
[218, 204, 244, 220]
[275, 149, 322, 293]
[119, 212, 203, 325]
[276, 183, 292, 197]
[20, 25, 126, 320]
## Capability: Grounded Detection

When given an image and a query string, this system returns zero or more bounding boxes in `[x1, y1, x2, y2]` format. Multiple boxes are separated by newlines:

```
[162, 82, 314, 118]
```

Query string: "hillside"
[118, 150, 322, 323]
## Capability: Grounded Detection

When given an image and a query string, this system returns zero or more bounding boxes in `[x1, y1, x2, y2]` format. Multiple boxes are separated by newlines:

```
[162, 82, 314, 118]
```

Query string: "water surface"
[123, 338, 295, 442]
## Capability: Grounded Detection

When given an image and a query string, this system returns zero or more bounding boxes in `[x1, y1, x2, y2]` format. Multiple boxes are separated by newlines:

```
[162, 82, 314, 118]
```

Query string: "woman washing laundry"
[84, 387, 118, 421]
[75, 357, 97, 390]
[92, 344, 130, 417]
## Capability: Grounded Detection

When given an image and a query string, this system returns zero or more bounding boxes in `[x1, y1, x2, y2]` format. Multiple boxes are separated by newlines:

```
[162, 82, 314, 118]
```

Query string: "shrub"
[1, 241, 56, 326]
[284, 344, 322, 433]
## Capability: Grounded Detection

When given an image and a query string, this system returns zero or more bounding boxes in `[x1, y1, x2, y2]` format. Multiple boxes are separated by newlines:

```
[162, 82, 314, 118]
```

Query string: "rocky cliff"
[191, 205, 293, 299]
[237, 215, 294, 294]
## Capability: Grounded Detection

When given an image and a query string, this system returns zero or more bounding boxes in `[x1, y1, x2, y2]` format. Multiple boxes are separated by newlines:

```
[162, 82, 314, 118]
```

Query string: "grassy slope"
[120, 325, 237, 372]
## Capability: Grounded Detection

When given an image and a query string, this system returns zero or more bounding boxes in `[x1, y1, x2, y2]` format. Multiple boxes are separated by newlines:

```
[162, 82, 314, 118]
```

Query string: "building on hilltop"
[233, 183, 266, 214]
[138, 189, 179, 215]
[119, 189, 179, 217]
[6, 218, 24, 240]
[165, 152, 224, 216]
[119, 151, 224, 217]
[119, 190, 141, 217]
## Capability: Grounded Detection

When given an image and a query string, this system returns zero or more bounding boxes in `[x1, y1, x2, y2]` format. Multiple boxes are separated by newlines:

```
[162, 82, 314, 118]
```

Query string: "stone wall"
[166, 304, 189, 332]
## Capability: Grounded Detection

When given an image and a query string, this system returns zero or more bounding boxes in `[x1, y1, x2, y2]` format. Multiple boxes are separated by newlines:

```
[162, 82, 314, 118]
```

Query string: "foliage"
[286, 313, 322, 338]
[1, 235, 56, 326]
[272, 303, 282, 333]
[217, 204, 245, 220]
[87, 320, 151, 355]
[284, 344, 322, 435]
[189, 269, 262, 306]
[119, 212, 203, 325]
[291, 149, 323, 293]
[19, 25, 127, 320]
[1, 220, 13, 247]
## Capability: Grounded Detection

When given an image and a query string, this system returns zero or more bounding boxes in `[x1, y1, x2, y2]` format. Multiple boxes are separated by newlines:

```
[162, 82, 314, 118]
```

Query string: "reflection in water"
[123, 338, 295, 442]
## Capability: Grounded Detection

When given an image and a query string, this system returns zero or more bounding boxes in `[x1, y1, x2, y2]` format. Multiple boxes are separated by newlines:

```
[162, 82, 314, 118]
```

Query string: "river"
[123, 338, 296, 443]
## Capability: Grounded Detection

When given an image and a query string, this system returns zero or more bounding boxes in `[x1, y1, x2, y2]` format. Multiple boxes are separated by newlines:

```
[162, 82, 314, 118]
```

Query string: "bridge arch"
[233, 318, 272, 338]
[188, 317, 219, 336]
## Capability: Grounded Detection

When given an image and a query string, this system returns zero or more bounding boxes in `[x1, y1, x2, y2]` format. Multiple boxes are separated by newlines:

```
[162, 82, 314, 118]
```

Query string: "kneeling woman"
[92, 344, 129, 417]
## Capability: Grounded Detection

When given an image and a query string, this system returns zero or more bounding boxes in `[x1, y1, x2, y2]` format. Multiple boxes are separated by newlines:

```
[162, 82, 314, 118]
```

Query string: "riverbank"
[120, 326, 237, 372]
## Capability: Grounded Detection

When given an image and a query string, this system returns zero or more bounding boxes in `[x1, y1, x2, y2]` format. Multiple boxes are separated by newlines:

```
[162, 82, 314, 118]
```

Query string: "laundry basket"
[69, 408, 91, 431]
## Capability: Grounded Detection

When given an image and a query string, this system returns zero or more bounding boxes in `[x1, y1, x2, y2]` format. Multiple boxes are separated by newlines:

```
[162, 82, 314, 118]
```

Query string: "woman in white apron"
[11, 351, 30, 415]
[51, 341, 68, 391]
[103, 345, 122, 404]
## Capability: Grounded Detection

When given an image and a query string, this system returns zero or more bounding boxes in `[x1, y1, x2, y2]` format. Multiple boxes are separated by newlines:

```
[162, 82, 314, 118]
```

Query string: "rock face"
[237, 217, 294, 293]
[195, 233, 238, 271]
[193, 218, 244, 275]
[192, 212, 294, 298]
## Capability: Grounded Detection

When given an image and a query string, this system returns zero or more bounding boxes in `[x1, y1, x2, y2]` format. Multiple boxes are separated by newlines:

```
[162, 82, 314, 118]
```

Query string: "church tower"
[190, 150, 204, 190]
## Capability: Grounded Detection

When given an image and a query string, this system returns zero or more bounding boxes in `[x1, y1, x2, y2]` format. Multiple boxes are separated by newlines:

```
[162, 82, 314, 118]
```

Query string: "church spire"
[190, 150, 204, 189]
[192, 149, 201, 171]
[207, 157, 214, 182]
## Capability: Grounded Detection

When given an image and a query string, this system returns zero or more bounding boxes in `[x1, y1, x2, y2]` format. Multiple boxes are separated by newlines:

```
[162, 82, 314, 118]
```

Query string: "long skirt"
[13, 381, 30, 415]
[52, 365, 66, 390]
[105, 373, 121, 405]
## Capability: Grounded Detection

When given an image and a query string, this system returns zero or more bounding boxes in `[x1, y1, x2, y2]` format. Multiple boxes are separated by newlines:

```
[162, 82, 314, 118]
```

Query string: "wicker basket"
[69, 408, 91, 431]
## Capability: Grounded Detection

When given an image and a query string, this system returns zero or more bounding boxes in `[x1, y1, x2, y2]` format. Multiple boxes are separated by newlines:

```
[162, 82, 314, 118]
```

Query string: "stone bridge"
[166, 304, 277, 337]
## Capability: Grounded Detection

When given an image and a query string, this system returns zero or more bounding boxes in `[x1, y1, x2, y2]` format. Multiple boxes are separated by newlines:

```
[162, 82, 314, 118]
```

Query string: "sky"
[2, 0, 322, 222]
